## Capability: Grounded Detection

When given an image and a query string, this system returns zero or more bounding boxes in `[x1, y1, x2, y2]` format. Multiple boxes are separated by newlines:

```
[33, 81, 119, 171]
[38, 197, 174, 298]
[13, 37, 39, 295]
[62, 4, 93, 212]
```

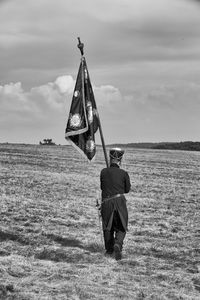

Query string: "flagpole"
[77, 37, 109, 168]
[98, 118, 109, 168]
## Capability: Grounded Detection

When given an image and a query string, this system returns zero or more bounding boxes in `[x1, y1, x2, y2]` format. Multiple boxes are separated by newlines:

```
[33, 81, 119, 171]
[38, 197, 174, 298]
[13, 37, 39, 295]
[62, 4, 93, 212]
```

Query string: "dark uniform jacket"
[100, 163, 131, 231]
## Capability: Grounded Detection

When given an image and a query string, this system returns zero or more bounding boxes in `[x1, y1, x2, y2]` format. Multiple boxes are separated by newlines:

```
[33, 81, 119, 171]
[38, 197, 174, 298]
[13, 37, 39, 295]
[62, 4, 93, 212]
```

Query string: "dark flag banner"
[65, 57, 99, 160]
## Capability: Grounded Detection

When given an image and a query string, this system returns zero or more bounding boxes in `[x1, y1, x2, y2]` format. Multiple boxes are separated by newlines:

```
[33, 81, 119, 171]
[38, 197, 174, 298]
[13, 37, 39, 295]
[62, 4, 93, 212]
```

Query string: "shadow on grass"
[35, 241, 103, 264]
[0, 229, 30, 245]
[45, 233, 102, 253]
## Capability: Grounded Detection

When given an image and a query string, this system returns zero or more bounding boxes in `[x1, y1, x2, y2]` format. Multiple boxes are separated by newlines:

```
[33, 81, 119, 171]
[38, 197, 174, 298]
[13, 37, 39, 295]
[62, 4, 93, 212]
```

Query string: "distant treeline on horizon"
[107, 141, 200, 152]
[1, 141, 200, 152]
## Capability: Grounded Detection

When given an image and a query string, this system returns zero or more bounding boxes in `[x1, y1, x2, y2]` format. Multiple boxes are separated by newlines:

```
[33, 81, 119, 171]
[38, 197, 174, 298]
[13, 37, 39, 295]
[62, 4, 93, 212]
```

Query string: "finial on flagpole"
[77, 37, 84, 56]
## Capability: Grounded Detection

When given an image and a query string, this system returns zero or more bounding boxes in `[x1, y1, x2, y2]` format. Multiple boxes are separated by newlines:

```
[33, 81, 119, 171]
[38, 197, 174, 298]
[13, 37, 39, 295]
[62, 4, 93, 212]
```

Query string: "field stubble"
[0, 144, 200, 299]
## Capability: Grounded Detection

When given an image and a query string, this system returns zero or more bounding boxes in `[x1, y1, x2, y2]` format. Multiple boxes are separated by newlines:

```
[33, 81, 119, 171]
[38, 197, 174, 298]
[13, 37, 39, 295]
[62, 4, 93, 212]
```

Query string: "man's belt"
[102, 193, 123, 202]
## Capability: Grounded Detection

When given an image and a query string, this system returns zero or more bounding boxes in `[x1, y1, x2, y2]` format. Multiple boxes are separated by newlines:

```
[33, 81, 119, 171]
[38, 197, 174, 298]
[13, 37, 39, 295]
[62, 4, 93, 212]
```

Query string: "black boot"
[114, 231, 126, 260]
[114, 243, 122, 260]
[103, 230, 114, 254]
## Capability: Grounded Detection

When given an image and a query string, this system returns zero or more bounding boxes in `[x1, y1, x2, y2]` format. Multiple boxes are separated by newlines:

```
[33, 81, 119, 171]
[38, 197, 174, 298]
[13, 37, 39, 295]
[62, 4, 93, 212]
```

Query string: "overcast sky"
[0, 0, 200, 145]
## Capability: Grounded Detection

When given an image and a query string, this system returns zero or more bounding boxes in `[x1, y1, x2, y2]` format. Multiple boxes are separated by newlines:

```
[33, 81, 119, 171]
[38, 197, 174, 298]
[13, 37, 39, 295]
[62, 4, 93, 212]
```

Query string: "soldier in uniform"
[100, 148, 131, 260]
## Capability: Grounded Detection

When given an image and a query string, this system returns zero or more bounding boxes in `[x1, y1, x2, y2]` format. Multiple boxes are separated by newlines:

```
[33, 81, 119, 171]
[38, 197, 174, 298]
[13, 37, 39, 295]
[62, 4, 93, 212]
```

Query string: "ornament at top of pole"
[77, 37, 84, 56]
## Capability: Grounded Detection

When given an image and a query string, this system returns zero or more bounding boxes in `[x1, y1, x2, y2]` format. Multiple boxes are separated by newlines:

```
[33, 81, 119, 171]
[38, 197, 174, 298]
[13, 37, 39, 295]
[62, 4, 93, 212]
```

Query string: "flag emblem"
[69, 113, 82, 129]
[87, 102, 93, 124]
[74, 90, 79, 97]
[86, 139, 95, 152]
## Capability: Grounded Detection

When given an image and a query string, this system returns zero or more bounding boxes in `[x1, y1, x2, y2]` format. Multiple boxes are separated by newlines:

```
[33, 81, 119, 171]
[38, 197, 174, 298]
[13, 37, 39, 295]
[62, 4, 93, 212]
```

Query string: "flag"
[65, 57, 99, 160]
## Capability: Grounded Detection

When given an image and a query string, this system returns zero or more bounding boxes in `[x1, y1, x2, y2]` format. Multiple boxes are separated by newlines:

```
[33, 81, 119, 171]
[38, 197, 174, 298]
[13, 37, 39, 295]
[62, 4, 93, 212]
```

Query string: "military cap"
[109, 148, 124, 160]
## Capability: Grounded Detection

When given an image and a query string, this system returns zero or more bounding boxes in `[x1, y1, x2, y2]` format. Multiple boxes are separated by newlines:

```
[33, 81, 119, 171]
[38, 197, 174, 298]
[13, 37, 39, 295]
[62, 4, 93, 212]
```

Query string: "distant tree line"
[152, 141, 200, 151]
[108, 141, 200, 152]
[39, 139, 56, 146]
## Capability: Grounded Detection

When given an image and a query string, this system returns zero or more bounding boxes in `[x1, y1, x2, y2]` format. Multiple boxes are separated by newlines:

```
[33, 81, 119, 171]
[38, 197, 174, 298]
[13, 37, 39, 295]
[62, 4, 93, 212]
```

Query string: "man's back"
[100, 163, 131, 199]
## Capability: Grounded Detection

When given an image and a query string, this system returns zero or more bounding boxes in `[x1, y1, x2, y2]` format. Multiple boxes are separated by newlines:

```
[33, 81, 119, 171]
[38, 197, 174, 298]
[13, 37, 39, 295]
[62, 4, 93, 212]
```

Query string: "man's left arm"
[124, 172, 131, 193]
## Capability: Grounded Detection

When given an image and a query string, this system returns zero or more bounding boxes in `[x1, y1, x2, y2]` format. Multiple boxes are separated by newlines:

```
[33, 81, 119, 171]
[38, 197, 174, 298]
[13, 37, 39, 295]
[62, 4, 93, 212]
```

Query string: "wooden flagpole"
[77, 37, 109, 168]
[98, 118, 109, 167]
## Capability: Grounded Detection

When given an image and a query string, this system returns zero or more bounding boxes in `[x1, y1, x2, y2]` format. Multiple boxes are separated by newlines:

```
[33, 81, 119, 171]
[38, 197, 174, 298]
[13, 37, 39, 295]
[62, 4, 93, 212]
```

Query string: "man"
[100, 148, 131, 260]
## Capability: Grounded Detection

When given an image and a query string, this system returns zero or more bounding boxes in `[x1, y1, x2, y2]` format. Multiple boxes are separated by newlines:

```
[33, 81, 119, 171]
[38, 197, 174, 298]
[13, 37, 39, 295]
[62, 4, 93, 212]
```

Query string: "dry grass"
[0, 143, 200, 299]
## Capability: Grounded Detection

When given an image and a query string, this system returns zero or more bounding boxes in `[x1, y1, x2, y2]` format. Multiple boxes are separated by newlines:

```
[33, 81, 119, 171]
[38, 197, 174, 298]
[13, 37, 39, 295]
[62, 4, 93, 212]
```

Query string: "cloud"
[0, 0, 200, 143]
[96, 81, 200, 143]
[94, 85, 122, 107]
[0, 82, 32, 117]
[54, 76, 75, 94]
[0, 75, 200, 144]
[0, 76, 73, 131]
[0, 75, 122, 143]
[0, 82, 23, 95]
[1, 0, 200, 98]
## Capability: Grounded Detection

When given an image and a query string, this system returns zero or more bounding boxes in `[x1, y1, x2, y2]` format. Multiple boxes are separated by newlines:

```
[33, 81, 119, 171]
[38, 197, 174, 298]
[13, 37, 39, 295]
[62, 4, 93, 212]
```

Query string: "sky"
[0, 0, 200, 145]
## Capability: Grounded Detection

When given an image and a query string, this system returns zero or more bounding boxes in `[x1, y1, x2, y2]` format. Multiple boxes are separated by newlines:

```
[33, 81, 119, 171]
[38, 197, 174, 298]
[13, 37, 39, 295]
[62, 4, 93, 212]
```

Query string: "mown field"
[0, 143, 200, 300]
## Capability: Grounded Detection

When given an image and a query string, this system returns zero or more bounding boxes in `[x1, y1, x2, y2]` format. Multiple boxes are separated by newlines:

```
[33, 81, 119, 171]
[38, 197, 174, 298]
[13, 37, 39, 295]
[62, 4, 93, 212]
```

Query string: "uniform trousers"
[103, 210, 126, 253]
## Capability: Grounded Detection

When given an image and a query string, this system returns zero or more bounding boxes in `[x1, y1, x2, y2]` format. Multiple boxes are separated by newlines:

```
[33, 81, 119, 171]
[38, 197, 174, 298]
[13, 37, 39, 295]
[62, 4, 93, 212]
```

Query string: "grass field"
[0, 143, 200, 299]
